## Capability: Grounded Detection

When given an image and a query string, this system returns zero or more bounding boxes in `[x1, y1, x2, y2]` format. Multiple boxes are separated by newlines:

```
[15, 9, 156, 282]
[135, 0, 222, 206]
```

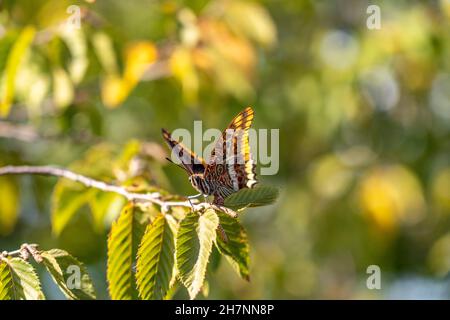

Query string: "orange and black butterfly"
[162, 107, 257, 205]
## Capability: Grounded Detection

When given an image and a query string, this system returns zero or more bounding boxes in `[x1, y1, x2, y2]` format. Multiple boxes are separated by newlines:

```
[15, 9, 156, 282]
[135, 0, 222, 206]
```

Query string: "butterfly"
[162, 107, 257, 206]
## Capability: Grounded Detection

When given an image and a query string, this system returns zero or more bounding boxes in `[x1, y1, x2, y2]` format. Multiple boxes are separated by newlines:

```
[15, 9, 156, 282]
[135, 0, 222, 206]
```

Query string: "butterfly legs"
[187, 193, 202, 211]
[212, 194, 225, 206]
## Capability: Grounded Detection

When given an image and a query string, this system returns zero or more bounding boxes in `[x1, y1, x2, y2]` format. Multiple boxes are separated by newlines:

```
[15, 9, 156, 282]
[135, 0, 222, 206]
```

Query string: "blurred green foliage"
[0, 0, 450, 299]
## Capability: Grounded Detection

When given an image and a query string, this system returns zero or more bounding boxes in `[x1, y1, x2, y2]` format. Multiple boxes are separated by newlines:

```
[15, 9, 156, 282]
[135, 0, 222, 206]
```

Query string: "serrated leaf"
[0, 260, 13, 300]
[163, 279, 179, 300]
[208, 245, 222, 274]
[176, 209, 219, 299]
[224, 185, 279, 209]
[0, 260, 12, 300]
[0, 257, 45, 300]
[107, 204, 148, 300]
[136, 214, 175, 300]
[215, 212, 250, 281]
[41, 249, 96, 300]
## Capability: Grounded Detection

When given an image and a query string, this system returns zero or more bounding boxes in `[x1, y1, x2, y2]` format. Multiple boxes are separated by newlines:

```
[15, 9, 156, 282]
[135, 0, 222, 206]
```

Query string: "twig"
[0, 165, 237, 217]
[0, 244, 41, 263]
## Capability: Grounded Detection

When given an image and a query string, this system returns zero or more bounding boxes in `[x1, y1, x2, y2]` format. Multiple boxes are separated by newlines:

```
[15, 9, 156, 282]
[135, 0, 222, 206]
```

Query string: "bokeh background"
[1, 0, 450, 299]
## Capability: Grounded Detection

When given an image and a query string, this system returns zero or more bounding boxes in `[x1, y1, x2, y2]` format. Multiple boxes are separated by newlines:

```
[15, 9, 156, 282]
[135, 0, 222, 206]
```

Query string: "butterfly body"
[189, 173, 212, 195]
[162, 107, 257, 205]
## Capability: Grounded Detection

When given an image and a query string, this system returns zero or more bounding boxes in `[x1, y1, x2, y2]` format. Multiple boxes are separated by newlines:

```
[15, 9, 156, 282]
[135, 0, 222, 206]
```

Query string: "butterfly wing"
[161, 128, 206, 175]
[204, 107, 257, 194]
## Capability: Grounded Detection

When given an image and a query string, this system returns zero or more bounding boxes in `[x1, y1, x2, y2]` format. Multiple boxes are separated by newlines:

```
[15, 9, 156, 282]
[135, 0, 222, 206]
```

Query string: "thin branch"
[0, 244, 41, 263]
[0, 122, 39, 142]
[0, 165, 237, 217]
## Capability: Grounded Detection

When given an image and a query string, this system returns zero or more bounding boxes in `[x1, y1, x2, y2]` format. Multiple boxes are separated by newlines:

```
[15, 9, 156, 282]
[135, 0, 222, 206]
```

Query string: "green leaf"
[107, 204, 148, 300]
[0, 33, 16, 74]
[52, 67, 74, 109]
[41, 249, 96, 300]
[59, 27, 88, 84]
[0, 176, 19, 236]
[215, 212, 250, 281]
[176, 209, 219, 299]
[208, 245, 222, 274]
[224, 185, 279, 209]
[51, 143, 120, 235]
[0, 26, 36, 117]
[0, 257, 45, 300]
[136, 213, 175, 300]
[0, 261, 10, 300]
[91, 31, 119, 75]
[89, 192, 126, 232]
[51, 181, 97, 236]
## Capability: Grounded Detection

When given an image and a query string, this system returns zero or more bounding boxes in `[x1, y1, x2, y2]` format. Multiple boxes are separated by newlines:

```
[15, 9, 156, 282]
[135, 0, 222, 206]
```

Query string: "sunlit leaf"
[112, 139, 142, 181]
[51, 182, 97, 236]
[92, 31, 119, 75]
[0, 26, 36, 117]
[169, 47, 199, 103]
[224, 1, 277, 47]
[428, 233, 450, 277]
[0, 176, 19, 236]
[215, 212, 250, 281]
[101, 74, 128, 108]
[136, 213, 175, 300]
[14, 55, 50, 115]
[163, 279, 180, 300]
[59, 27, 88, 84]
[0, 257, 45, 300]
[224, 185, 279, 209]
[124, 41, 157, 83]
[89, 192, 126, 232]
[52, 67, 74, 109]
[101, 41, 157, 108]
[51, 143, 119, 235]
[107, 204, 149, 300]
[41, 249, 96, 300]
[359, 165, 425, 232]
[0, 33, 16, 74]
[176, 209, 219, 299]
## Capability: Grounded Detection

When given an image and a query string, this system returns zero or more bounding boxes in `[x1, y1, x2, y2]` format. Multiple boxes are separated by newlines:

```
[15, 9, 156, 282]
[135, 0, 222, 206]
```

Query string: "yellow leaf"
[169, 47, 198, 103]
[359, 165, 425, 232]
[224, 1, 277, 47]
[124, 41, 157, 83]
[101, 74, 129, 108]
[101, 41, 157, 108]
[0, 176, 19, 236]
[0, 26, 36, 117]
[92, 32, 119, 75]
[59, 27, 88, 85]
[52, 67, 74, 109]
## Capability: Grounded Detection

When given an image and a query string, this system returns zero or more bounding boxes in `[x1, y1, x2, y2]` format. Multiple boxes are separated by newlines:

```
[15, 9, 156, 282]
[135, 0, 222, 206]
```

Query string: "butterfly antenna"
[165, 157, 190, 174]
